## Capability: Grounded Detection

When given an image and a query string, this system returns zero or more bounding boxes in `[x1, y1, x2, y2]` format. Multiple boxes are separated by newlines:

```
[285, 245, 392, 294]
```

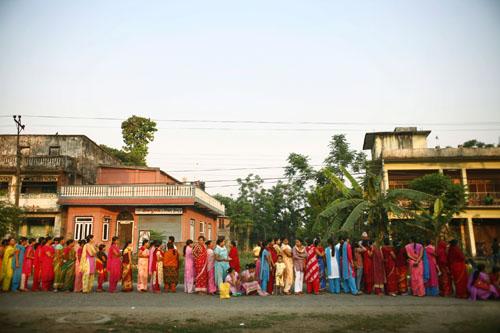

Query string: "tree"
[462, 139, 496, 148]
[121, 116, 158, 166]
[100, 144, 144, 166]
[0, 202, 24, 237]
[324, 134, 366, 179]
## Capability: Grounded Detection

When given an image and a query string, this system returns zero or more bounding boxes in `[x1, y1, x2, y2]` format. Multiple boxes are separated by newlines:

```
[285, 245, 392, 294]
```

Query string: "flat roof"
[363, 130, 431, 150]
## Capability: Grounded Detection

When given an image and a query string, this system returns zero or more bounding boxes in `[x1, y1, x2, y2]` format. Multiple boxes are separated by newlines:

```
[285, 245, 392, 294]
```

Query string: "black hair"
[247, 263, 256, 269]
[112, 236, 119, 243]
[231, 240, 237, 247]
[169, 236, 175, 242]
[98, 244, 106, 251]
[273, 238, 279, 242]
[216, 238, 224, 246]
[85, 235, 94, 242]
[37, 237, 45, 243]
[45, 236, 53, 242]
[183, 239, 193, 256]
[122, 240, 132, 252]
[79, 239, 86, 246]
[142, 239, 149, 246]
[28, 238, 36, 244]
[471, 263, 486, 286]
[227, 267, 234, 274]
[296, 238, 303, 245]
[384, 238, 390, 246]
[314, 238, 320, 246]
[205, 240, 212, 246]
[167, 243, 174, 250]
[260, 240, 268, 258]
[198, 235, 206, 241]
[449, 239, 458, 247]
[277, 254, 283, 259]
[66, 239, 74, 246]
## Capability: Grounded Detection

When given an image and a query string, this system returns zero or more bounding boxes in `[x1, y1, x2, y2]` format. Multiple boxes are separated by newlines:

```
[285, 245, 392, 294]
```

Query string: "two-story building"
[363, 127, 500, 256]
[0, 135, 121, 237]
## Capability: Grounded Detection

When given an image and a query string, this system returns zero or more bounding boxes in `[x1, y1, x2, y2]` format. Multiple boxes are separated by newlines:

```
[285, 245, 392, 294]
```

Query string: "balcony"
[59, 184, 225, 215]
[0, 155, 76, 172]
[19, 193, 59, 212]
[468, 192, 500, 207]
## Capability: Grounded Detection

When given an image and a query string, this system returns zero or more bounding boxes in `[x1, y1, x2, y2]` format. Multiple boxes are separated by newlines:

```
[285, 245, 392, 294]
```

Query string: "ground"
[1, 289, 499, 333]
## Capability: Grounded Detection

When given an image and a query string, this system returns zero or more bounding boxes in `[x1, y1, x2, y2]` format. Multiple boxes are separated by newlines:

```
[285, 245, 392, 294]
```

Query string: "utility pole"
[13, 115, 25, 207]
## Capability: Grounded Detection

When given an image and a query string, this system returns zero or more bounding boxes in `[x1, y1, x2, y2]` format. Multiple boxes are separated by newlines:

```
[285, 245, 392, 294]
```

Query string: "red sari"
[363, 247, 374, 294]
[448, 245, 468, 298]
[305, 244, 320, 294]
[395, 247, 408, 294]
[229, 246, 240, 273]
[96, 251, 107, 291]
[40, 245, 55, 291]
[437, 241, 452, 296]
[107, 244, 121, 293]
[382, 245, 398, 294]
[267, 245, 277, 294]
[31, 245, 42, 291]
[192, 243, 208, 293]
[372, 246, 386, 295]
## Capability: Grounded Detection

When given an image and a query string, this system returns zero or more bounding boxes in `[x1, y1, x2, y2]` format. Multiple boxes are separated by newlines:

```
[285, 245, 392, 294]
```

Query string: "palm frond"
[340, 201, 370, 231]
[324, 169, 351, 198]
[340, 165, 362, 194]
[387, 188, 434, 202]
[318, 198, 364, 220]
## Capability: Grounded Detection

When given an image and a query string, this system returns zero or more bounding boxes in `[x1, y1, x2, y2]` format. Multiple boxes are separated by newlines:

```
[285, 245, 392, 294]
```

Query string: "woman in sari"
[314, 238, 326, 291]
[342, 237, 359, 295]
[137, 239, 150, 292]
[362, 240, 374, 294]
[372, 241, 385, 296]
[305, 239, 320, 295]
[80, 235, 96, 293]
[293, 239, 307, 295]
[437, 240, 452, 296]
[241, 263, 267, 296]
[214, 238, 230, 290]
[1, 238, 16, 291]
[405, 238, 425, 297]
[41, 237, 55, 291]
[382, 239, 397, 296]
[424, 240, 439, 296]
[326, 238, 340, 294]
[467, 264, 499, 301]
[73, 240, 85, 293]
[280, 238, 294, 295]
[61, 239, 76, 292]
[20, 238, 35, 291]
[395, 242, 408, 295]
[448, 239, 468, 298]
[229, 240, 240, 273]
[52, 238, 65, 291]
[266, 240, 278, 294]
[31, 238, 44, 291]
[193, 236, 208, 294]
[150, 241, 163, 293]
[183, 239, 195, 293]
[121, 241, 133, 292]
[225, 267, 242, 295]
[11, 237, 26, 291]
[206, 240, 217, 295]
[162, 243, 179, 292]
[96, 244, 107, 292]
[107, 237, 121, 293]
[259, 240, 272, 292]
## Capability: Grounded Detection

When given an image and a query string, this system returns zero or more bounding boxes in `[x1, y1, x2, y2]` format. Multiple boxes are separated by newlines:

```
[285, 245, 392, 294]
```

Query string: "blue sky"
[1, 0, 499, 195]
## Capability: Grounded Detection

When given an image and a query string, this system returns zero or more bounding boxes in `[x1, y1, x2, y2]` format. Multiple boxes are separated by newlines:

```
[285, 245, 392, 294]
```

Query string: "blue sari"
[423, 249, 439, 296]
[214, 246, 229, 288]
[259, 249, 270, 291]
[317, 246, 326, 290]
[11, 244, 25, 291]
[341, 242, 358, 294]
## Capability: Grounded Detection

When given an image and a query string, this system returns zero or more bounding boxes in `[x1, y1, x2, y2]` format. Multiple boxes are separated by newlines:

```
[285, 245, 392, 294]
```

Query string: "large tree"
[324, 134, 366, 179]
[0, 202, 24, 237]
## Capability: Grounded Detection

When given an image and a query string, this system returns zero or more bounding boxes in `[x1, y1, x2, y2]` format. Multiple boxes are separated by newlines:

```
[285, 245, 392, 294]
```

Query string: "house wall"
[97, 167, 177, 185]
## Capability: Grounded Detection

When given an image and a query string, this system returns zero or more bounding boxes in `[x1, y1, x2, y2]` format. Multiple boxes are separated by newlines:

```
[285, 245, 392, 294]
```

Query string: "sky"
[1, 0, 500, 196]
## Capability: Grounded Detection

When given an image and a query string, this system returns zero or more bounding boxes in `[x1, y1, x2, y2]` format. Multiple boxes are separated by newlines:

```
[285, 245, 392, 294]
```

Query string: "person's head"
[227, 267, 234, 275]
[20, 237, 28, 245]
[268, 239, 274, 246]
[28, 238, 36, 245]
[205, 240, 213, 249]
[327, 238, 334, 248]
[78, 239, 86, 246]
[449, 239, 459, 247]
[277, 255, 283, 263]
[8, 238, 16, 246]
[142, 239, 149, 248]
[66, 239, 74, 247]
[122, 240, 132, 251]
[304, 238, 310, 246]
[53, 237, 60, 244]
[45, 236, 53, 245]
[112, 236, 119, 245]
[216, 238, 225, 247]
[198, 235, 206, 245]
[231, 240, 237, 248]
[477, 263, 485, 272]
[183, 239, 193, 256]
[383, 238, 391, 246]
[98, 244, 106, 251]
[1, 239, 8, 246]
[282, 238, 289, 245]
[361, 232, 368, 240]
[37, 236, 45, 244]
[86, 235, 94, 244]
[166, 242, 173, 250]
[247, 263, 256, 273]
[274, 238, 281, 245]
[295, 239, 302, 247]
[314, 238, 320, 247]
[168, 236, 175, 243]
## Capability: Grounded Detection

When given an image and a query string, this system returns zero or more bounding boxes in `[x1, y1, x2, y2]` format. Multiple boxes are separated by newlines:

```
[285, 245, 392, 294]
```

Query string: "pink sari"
[206, 248, 217, 294]
[137, 246, 149, 291]
[406, 243, 425, 296]
[74, 245, 83, 292]
[184, 246, 195, 293]
[107, 244, 121, 293]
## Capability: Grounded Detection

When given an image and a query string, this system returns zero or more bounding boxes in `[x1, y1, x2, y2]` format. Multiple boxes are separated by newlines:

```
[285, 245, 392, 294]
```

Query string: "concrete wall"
[372, 133, 428, 160]
[97, 166, 178, 185]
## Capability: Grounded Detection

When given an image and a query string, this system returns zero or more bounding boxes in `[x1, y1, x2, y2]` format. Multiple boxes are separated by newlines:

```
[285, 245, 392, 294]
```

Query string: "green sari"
[53, 244, 64, 290]
[61, 247, 76, 291]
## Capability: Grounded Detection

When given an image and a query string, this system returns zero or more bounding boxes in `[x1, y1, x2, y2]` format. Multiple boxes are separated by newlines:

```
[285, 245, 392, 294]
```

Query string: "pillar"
[459, 220, 466, 249]
[382, 169, 389, 193]
[467, 217, 476, 257]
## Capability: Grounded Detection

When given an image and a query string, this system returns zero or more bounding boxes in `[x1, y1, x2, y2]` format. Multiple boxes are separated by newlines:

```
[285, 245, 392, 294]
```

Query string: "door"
[118, 222, 133, 245]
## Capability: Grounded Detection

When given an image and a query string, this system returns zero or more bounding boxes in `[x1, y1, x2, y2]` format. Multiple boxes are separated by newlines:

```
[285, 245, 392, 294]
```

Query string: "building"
[363, 127, 500, 257]
[0, 135, 121, 237]
[59, 165, 225, 249]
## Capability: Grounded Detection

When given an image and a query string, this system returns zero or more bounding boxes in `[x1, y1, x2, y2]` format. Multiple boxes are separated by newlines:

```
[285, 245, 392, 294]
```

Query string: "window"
[189, 219, 195, 240]
[74, 217, 93, 240]
[207, 224, 212, 240]
[21, 182, 57, 194]
[49, 146, 60, 156]
[102, 217, 110, 241]
[199, 222, 205, 235]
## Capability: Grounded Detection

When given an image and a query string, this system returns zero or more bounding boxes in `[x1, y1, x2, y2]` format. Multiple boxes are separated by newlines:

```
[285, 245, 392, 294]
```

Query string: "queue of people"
[0, 233, 498, 302]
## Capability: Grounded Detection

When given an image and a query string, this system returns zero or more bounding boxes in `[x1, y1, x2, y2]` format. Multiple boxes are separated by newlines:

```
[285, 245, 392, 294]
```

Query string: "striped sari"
[61, 246, 76, 291]
[305, 245, 320, 294]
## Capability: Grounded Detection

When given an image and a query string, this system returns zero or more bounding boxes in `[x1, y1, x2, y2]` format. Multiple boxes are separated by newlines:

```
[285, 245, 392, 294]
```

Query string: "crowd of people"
[0, 232, 498, 302]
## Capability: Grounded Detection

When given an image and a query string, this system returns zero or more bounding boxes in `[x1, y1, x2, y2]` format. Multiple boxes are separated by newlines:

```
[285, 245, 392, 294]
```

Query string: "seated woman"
[225, 267, 242, 296]
[240, 263, 267, 296]
[489, 267, 499, 294]
[467, 264, 499, 301]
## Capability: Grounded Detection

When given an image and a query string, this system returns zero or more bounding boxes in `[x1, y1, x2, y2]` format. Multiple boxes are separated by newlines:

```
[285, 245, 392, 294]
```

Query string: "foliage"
[462, 139, 497, 148]
[121, 115, 158, 166]
[149, 230, 166, 243]
[0, 201, 24, 237]
[100, 144, 144, 166]
[323, 134, 367, 179]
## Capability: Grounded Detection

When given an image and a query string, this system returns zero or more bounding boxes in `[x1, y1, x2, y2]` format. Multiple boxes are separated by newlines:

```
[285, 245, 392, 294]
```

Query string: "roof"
[99, 164, 181, 183]
[363, 130, 431, 150]
[381, 147, 500, 163]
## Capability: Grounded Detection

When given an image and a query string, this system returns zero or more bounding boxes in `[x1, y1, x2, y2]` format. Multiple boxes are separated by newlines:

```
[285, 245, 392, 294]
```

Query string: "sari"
[80, 243, 96, 293]
[96, 250, 107, 291]
[372, 246, 385, 295]
[74, 245, 83, 292]
[107, 244, 121, 293]
[267, 245, 278, 294]
[362, 246, 374, 294]
[281, 244, 294, 293]
[342, 242, 358, 294]
[395, 247, 408, 294]
[150, 248, 163, 293]
[241, 269, 266, 295]
[229, 246, 240, 272]
[11, 244, 25, 291]
[317, 245, 326, 290]
[61, 246, 76, 291]
[225, 271, 242, 294]
[121, 247, 133, 292]
[424, 245, 439, 296]
[405, 243, 425, 297]
[1, 245, 15, 291]
[184, 246, 195, 293]
[467, 271, 499, 301]
[382, 245, 397, 295]
[437, 241, 452, 296]
[31, 245, 42, 291]
[214, 245, 229, 290]
[21, 244, 34, 290]
[193, 243, 208, 292]
[259, 249, 271, 292]
[40, 245, 55, 291]
[162, 248, 179, 292]
[448, 245, 468, 298]
[305, 244, 320, 294]
[137, 246, 149, 291]
[53, 244, 64, 290]
[206, 248, 217, 294]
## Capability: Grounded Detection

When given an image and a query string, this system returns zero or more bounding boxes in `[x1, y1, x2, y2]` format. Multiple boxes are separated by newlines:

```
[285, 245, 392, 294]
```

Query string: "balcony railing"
[0, 155, 76, 171]
[468, 192, 500, 206]
[60, 184, 225, 215]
